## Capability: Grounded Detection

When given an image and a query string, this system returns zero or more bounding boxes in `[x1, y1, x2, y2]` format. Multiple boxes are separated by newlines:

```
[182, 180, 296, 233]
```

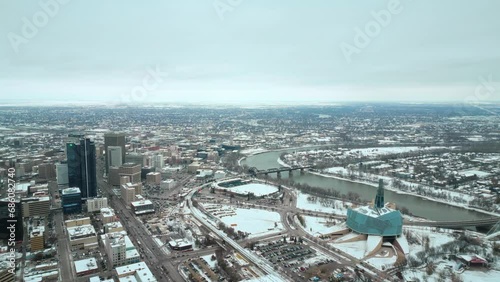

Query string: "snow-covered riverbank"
[306, 169, 499, 218]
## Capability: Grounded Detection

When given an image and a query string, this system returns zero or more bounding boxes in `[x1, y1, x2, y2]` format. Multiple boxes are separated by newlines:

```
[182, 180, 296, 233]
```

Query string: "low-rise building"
[65, 217, 91, 228]
[115, 262, 157, 281]
[30, 227, 44, 252]
[0, 262, 15, 282]
[168, 239, 192, 251]
[74, 258, 99, 277]
[188, 162, 201, 174]
[100, 208, 117, 224]
[104, 221, 124, 234]
[160, 179, 176, 190]
[130, 200, 155, 216]
[67, 224, 98, 250]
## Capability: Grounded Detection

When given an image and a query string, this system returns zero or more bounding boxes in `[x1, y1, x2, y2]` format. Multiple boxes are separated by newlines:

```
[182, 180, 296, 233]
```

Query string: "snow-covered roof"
[74, 258, 98, 274]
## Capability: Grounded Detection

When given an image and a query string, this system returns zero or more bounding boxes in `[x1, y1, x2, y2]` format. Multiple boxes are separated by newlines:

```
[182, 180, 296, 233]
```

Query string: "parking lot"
[255, 240, 315, 265]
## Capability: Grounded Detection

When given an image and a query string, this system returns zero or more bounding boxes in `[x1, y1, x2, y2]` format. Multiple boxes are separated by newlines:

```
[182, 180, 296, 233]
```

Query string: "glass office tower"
[66, 138, 97, 199]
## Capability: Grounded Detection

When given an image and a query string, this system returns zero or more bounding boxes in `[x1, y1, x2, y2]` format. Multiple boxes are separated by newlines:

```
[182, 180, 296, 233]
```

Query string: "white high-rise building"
[107, 146, 123, 169]
[120, 184, 136, 206]
[152, 154, 164, 170]
[87, 198, 108, 213]
[102, 231, 140, 267]
[56, 162, 69, 185]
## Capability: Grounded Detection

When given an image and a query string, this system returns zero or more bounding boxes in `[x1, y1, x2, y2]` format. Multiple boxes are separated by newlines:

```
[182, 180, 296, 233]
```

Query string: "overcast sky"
[1, 0, 499, 105]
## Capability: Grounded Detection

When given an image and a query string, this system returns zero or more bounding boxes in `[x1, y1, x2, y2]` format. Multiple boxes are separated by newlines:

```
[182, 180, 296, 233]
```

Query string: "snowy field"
[366, 255, 397, 270]
[404, 226, 456, 254]
[345, 146, 446, 157]
[401, 226, 500, 281]
[302, 247, 341, 265]
[201, 254, 217, 269]
[302, 216, 346, 237]
[221, 183, 279, 197]
[323, 166, 349, 175]
[217, 207, 285, 238]
[332, 241, 367, 260]
[296, 192, 351, 215]
[403, 263, 500, 282]
[460, 269, 500, 282]
[458, 169, 491, 178]
[240, 148, 268, 155]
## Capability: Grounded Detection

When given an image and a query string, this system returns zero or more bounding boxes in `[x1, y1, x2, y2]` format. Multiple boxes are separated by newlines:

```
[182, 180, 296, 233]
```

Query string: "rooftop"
[101, 207, 116, 217]
[74, 258, 98, 274]
[105, 221, 123, 229]
[115, 262, 156, 282]
[131, 200, 153, 207]
[67, 224, 96, 239]
[62, 187, 81, 195]
[90, 277, 115, 282]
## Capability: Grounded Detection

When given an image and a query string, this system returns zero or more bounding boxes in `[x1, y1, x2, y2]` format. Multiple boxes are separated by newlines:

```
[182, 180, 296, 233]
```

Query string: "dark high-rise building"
[61, 187, 82, 214]
[104, 132, 126, 173]
[67, 138, 97, 199]
[0, 199, 23, 243]
[38, 163, 56, 180]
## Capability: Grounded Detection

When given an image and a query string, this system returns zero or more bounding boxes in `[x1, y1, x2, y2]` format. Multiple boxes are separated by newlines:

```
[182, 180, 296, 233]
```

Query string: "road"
[96, 162, 194, 282]
[197, 180, 391, 281]
[47, 181, 77, 282]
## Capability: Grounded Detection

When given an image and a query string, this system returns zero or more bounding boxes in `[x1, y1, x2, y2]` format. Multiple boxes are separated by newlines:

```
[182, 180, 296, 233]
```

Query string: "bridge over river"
[248, 165, 314, 177]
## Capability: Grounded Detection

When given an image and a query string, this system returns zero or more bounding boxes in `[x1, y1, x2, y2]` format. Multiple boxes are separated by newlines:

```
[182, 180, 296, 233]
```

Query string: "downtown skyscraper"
[104, 132, 126, 173]
[67, 137, 97, 199]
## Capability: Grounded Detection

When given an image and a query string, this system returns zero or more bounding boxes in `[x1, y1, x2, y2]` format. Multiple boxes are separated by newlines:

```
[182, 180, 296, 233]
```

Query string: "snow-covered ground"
[366, 255, 397, 270]
[302, 216, 346, 237]
[296, 192, 352, 215]
[302, 247, 341, 265]
[401, 226, 500, 281]
[215, 207, 285, 238]
[221, 183, 279, 197]
[460, 269, 500, 282]
[458, 169, 491, 178]
[332, 241, 367, 260]
[403, 261, 500, 282]
[277, 157, 291, 168]
[153, 238, 171, 254]
[240, 148, 268, 155]
[323, 166, 349, 175]
[404, 226, 456, 254]
[201, 254, 217, 269]
[345, 146, 446, 157]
